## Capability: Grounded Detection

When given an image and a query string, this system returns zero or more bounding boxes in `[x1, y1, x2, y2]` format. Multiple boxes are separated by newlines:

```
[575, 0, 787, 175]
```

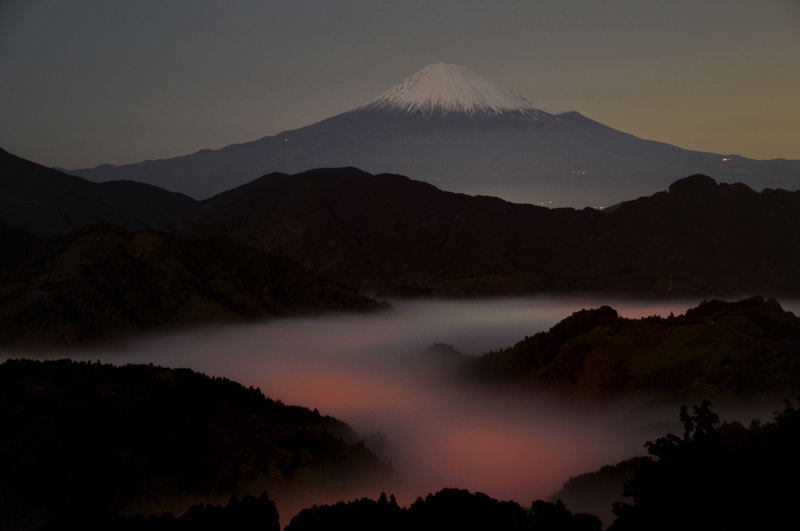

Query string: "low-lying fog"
[4, 296, 796, 516]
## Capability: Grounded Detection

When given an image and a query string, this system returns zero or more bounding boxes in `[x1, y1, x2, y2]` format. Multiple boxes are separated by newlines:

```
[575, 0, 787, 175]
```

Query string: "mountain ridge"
[4, 148, 800, 299]
[190, 168, 800, 297]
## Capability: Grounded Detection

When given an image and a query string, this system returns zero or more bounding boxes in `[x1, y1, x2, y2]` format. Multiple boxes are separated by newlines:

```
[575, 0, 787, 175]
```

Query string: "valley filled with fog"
[5, 296, 794, 517]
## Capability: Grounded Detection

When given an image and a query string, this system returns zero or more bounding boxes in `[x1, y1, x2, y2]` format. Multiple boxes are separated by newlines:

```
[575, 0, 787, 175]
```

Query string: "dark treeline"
[610, 400, 800, 530]
[286, 490, 600, 531]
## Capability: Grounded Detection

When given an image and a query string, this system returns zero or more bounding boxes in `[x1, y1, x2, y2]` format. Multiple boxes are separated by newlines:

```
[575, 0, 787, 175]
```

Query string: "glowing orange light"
[721, 157, 731, 162]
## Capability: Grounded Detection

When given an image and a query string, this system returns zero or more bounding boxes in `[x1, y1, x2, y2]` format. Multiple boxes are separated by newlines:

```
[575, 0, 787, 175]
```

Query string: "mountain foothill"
[436, 296, 800, 403]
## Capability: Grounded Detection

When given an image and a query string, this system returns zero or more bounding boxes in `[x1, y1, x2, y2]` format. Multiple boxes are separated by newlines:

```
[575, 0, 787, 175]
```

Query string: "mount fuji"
[71, 63, 800, 206]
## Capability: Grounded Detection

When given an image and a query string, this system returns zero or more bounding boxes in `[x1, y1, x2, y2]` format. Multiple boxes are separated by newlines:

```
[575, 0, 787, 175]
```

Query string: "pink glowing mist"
[6, 296, 790, 518]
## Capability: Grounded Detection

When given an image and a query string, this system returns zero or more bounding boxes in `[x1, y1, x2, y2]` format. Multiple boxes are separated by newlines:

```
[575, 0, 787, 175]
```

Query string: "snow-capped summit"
[362, 63, 548, 117]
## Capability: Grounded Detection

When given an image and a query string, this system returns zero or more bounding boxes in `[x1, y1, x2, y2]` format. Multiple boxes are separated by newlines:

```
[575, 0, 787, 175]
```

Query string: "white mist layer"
[4, 296, 795, 516]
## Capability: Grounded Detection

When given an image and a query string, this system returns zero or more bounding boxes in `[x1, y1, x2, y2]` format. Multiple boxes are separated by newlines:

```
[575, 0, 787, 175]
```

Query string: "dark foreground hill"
[18, 393, 798, 531]
[0, 148, 197, 236]
[192, 168, 800, 297]
[462, 297, 800, 401]
[284, 403, 800, 531]
[0, 225, 382, 345]
[0, 360, 389, 530]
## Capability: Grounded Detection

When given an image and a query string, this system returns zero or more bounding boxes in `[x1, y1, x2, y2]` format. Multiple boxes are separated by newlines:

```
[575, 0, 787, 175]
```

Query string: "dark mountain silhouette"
[464, 297, 800, 401]
[191, 168, 800, 297]
[0, 360, 389, 530]
[68, 63, 800, 207]
[0, 225, 382, 345]
[0, 147, 197, 235]
[285, 488, 601, 531]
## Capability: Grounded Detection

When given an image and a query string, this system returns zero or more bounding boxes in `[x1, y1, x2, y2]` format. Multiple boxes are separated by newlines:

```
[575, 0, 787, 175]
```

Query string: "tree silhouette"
[286, 488, 601, 531]
[610, 400, 800, 531]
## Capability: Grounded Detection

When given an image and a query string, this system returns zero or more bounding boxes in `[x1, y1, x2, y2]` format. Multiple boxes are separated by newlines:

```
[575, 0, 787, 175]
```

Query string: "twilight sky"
[1, 0, 799, 169]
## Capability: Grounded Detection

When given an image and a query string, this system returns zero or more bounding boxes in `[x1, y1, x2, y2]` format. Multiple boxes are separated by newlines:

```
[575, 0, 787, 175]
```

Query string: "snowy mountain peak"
[362, 63, 549, 116]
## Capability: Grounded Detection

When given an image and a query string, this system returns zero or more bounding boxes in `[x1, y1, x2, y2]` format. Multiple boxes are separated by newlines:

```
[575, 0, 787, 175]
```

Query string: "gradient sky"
[1, 0, 798, 169]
